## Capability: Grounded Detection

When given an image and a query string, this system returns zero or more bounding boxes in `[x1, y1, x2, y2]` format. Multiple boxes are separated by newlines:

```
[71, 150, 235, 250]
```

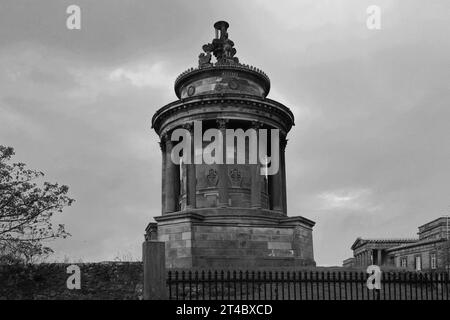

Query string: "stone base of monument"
[153, 208, 315, 268]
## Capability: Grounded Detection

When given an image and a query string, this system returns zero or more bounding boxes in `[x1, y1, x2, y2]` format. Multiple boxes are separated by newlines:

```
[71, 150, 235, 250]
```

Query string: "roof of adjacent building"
[351, 237, 417, 250]
[418, 217, 450, 236]
[386, 237, 447, 252]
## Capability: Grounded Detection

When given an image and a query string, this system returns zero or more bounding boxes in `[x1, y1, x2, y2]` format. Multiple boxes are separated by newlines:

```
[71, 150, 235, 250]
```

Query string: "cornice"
[151, 93, 295, 134]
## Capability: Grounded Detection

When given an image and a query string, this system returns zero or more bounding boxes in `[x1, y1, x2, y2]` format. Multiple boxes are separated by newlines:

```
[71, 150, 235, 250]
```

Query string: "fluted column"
[159, 137, 167, 215]
[251, 122, 261, 209]
[270, 132, 283, 212]
[164, 133, 180, 213]
[184, 123, 196, 209]
[217, 119, 229, 207]
[280, 135, 287, 215]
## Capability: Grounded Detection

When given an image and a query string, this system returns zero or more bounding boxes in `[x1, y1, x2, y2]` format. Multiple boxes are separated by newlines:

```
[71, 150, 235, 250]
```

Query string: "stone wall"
[157, 211, 315, 268]
[0, 262, 143, 300]
[1, 260, 423, 300]
[418, 218, 449, 240]
[389, 241, 447, 270]
[158, 221, 194, 268]
[192, 224, 313, 268]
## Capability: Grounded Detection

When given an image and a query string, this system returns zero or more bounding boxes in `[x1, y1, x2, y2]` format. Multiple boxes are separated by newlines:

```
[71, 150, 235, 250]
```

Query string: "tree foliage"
[0, 146, 73, 264]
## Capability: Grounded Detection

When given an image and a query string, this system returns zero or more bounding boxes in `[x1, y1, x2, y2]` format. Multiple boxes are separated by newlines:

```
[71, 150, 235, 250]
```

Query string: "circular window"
[187, 86, 195, 96]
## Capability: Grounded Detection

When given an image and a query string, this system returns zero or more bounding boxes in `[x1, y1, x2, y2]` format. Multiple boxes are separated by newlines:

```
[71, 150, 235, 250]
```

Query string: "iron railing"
[167, 270, 450, 300]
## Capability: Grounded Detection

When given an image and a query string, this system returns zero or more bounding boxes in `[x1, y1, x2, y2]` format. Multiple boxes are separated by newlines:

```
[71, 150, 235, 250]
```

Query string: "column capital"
[161, 131, 170, 143]
[159, 140, 166, 152]
[280, 136, 288, 151]
[182, 122, 194, 132]
[160, 133, 170, 151]
[216, 119, 229, 130]
[251, 121, 263, 129]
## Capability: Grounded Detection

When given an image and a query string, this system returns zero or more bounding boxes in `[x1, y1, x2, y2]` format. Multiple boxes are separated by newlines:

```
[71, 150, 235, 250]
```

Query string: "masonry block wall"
[0, 262, 143, 300]
[157, 213, 315, 268]
[391, 241, 448, 270]
[158, 222, 193, 268]
[193, 224, 314, 268]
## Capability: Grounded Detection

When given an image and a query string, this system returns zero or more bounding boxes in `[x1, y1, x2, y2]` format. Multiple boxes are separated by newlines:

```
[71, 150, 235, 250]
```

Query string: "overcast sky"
[0, 0, 449, 265]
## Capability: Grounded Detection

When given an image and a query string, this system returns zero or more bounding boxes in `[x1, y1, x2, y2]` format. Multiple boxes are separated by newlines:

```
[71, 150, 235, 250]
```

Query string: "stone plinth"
[155, 209, 315, 268]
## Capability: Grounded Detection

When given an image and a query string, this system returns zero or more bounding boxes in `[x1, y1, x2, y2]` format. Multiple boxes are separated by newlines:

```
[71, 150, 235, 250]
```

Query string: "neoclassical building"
[147, 21, 315, 268]
[346, 217, 450, 271]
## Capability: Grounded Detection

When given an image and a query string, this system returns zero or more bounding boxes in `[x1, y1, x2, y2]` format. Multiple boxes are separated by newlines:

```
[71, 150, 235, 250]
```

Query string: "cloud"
[0, 0, 448, 266]
[108, 62, 174, 88]
[317, 188, 379, 211]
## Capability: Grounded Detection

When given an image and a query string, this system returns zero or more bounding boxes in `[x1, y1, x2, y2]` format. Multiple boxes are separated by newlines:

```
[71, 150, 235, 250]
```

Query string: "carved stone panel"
[229, 168, 242, 187]
[206, 169, 218, 187]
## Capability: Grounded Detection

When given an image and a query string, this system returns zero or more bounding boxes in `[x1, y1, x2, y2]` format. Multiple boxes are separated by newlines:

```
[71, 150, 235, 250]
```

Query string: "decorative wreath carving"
[229, 168, 242, 187]
[206, 169, 218, 187]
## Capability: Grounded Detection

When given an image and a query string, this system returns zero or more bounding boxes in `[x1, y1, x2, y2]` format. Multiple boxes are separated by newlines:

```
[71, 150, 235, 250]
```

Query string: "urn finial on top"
[198, 20, 239, 67]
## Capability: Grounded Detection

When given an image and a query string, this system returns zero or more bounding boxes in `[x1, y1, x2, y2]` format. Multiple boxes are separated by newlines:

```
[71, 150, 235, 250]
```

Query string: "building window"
[430, 253, 437, 270]
[415, 255, 422, 271]
[400, 257, 407, 268]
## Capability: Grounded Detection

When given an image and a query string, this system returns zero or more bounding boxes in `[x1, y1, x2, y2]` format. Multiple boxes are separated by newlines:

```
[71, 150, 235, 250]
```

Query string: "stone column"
[164, 133, 180, 213]
[217, 119, 229, 207]
[251, 122, 261, 209]
[377, 249, 382, 266]
[280, 135, 287, 215]
[270, 131, 283, 212]
[184, 123, 196, 209]
[159, 137, 167, 215]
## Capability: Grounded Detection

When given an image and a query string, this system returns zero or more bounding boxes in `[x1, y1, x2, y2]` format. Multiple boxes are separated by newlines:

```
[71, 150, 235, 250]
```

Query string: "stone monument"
[148, 21, 315, 268]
